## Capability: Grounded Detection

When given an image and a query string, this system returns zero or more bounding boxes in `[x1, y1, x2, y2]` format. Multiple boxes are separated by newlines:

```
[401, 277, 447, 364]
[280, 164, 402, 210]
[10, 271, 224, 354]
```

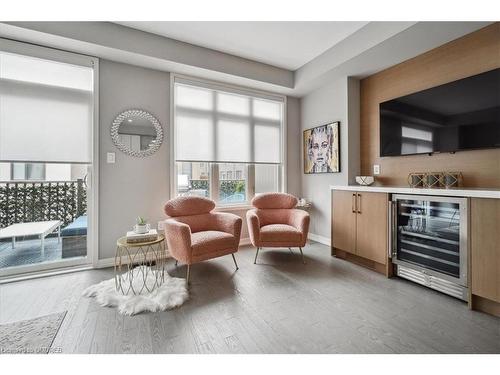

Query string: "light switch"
[373, 164, 380, 175]
[107, 152, 116, 163]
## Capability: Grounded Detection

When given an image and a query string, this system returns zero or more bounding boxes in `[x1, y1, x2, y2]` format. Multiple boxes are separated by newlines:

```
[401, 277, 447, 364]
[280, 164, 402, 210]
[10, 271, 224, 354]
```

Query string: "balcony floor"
[0, 237, 85, 269]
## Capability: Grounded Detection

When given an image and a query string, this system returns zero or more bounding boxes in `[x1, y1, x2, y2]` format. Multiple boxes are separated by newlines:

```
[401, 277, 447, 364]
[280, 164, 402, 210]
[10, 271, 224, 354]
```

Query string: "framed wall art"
[303, 121, 340, 174]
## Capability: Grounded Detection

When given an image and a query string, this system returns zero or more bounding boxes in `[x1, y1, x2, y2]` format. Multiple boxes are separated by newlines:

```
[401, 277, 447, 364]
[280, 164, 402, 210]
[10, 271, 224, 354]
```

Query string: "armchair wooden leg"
[231, 253, 239, 270]
[186, 264, 191, 284]
[175, 260, 178, 267]
[253, 247, 260, 264]
[288, 247, 293, 253]
[298, 247, 306, 265]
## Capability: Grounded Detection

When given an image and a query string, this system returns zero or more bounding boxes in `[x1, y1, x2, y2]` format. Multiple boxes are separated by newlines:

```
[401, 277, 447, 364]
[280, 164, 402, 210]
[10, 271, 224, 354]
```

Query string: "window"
[11, 162, 46, 180]
[176, 161, 210, 198]
[255, 164, 280, 195]
[218, 163, 247, 204]
[173, 77, 285, 205]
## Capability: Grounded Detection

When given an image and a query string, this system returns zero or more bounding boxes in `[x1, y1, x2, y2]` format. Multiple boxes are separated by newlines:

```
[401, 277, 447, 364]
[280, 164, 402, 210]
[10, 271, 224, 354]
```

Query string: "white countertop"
[330, 185, 500, 199]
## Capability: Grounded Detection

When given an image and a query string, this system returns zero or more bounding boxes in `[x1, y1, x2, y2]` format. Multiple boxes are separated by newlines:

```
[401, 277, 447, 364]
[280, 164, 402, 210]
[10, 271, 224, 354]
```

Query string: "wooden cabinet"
[330, 189, 499, 317]
[471, 198, 500, 303]
[331, 190, 388, 265]
[355, 192, 389, 265]
[331, 190, 357, 254]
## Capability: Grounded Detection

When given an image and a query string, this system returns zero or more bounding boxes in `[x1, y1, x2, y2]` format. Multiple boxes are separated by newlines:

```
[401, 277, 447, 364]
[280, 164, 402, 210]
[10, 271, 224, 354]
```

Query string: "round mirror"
[111, 109, 164, 157]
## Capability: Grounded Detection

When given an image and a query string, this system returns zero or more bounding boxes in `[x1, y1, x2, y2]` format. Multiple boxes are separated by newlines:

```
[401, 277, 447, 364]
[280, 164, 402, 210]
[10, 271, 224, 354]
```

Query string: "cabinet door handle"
[352, 193, 356, 213]
[357, 193, 362, 214]
[388, 200, 393, 258]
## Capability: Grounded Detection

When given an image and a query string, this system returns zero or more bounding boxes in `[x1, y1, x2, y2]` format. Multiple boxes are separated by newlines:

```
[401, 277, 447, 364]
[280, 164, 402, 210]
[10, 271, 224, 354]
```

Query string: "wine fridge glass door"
[393, 195, 468, 285]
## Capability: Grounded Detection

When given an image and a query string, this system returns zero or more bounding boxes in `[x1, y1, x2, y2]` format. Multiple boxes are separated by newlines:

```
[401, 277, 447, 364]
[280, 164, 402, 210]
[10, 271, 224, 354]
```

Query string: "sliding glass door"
[0, 39, 98, 278]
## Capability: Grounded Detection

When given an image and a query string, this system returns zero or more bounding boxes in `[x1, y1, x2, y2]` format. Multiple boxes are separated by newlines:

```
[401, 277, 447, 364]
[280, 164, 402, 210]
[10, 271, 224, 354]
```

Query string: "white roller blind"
[174, 79, 283, 164]
[0, 50, 94, 163]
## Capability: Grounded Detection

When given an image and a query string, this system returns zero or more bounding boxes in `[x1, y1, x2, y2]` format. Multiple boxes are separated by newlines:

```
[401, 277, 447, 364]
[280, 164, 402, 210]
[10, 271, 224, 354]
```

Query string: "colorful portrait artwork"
[303, 122, 340, 174]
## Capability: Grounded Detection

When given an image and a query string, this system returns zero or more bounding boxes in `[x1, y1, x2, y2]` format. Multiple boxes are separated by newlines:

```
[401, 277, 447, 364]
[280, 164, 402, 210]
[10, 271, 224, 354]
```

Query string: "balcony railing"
[0, 179, 86, 228]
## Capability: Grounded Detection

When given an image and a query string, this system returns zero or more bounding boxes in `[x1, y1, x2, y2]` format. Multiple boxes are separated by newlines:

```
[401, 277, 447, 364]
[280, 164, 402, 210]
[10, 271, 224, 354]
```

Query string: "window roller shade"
[0, 51, 94, 164]
[174, 81, 283, 164]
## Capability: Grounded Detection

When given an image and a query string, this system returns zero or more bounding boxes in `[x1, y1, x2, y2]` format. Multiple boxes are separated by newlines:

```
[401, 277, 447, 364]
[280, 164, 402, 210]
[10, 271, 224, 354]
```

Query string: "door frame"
[0, 40, 99, 279]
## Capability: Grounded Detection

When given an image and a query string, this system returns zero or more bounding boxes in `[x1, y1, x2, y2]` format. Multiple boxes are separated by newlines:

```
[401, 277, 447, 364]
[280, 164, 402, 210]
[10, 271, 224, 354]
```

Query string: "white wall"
[98, 60, 170, 260]
[300, 76, 360, 240]
[347, 78, 360, 185]
[286, 96, 302, 197]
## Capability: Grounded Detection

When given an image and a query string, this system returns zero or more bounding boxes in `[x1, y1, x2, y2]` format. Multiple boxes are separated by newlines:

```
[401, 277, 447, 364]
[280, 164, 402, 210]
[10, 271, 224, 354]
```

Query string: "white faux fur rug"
[83, 266, 189, 316]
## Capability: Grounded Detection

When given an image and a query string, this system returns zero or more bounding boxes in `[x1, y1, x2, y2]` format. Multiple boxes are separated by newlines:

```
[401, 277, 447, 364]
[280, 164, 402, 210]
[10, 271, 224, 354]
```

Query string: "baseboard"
[96, 257, 116, 268]
[96, 237, 252, 269]
[333, 248, 387, 276]
[308, 233, 331, 246]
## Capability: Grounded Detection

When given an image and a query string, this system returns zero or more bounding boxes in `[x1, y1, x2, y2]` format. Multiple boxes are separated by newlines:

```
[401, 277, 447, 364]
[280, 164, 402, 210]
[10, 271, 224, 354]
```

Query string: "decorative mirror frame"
[110, 109, 164, 157]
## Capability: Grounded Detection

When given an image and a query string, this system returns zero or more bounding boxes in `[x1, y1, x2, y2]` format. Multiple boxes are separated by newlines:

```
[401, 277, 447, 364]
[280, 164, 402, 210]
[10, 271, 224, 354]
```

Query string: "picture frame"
[303, 121, 340, 174]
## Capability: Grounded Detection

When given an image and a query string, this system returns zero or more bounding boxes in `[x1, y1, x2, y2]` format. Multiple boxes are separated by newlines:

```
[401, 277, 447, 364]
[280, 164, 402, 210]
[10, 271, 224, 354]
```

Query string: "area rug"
[83, 266, 189, 316]
[0, 311, 66, 354]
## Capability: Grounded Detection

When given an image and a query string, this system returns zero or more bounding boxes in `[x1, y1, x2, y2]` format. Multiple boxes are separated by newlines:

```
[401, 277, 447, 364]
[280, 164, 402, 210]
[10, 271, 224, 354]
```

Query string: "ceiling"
[1, 21, 490, 96]
[115, 21, 368, 70]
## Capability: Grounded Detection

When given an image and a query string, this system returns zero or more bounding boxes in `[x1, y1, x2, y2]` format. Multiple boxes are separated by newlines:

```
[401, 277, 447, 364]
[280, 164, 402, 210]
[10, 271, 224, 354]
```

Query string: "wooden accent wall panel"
[470, 198, 500, 303]
[360, 23, 500, 187]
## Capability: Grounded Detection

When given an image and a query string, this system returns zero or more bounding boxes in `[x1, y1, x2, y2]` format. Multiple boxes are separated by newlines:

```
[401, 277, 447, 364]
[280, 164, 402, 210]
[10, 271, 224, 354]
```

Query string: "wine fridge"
[390, 194, 468, 301]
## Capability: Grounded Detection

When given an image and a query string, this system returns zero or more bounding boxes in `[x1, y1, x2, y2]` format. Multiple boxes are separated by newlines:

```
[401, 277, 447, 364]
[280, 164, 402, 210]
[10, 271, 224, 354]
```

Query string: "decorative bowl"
[355, 176, 375, 186]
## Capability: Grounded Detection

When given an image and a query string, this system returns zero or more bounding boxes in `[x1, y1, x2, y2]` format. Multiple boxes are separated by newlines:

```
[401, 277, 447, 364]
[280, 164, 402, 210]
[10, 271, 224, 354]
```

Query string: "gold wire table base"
[114, 235, 166, 295]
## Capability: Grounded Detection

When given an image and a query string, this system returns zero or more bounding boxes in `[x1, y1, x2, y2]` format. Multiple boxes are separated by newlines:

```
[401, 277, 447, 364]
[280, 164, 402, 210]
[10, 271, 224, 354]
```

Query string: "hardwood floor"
[0, 241, 499, 354]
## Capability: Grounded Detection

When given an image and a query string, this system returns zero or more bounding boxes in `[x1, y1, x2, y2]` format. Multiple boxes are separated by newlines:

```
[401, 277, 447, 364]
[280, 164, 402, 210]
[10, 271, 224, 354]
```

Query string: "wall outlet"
[107, 152, 116, 164]
[373, 164, 380, 175]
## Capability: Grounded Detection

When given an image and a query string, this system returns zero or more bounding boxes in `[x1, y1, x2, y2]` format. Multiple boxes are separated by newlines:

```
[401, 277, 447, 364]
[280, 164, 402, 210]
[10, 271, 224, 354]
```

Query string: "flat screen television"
[379, 68, 500, 157]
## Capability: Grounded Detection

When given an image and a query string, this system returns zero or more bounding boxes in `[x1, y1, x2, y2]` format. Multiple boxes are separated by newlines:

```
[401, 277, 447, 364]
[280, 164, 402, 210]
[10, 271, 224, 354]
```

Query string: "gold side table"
[114, 234, 166, 295]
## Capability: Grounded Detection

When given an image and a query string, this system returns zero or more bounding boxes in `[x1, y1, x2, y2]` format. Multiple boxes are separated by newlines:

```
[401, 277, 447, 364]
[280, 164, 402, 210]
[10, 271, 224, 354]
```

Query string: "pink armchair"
[246, 193, 310, 264]
[163, 196, 242, 283]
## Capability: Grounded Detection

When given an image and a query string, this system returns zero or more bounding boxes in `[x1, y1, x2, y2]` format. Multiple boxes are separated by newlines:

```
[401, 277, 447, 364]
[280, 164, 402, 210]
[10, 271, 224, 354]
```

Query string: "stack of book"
[126, 229, 158, 243]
